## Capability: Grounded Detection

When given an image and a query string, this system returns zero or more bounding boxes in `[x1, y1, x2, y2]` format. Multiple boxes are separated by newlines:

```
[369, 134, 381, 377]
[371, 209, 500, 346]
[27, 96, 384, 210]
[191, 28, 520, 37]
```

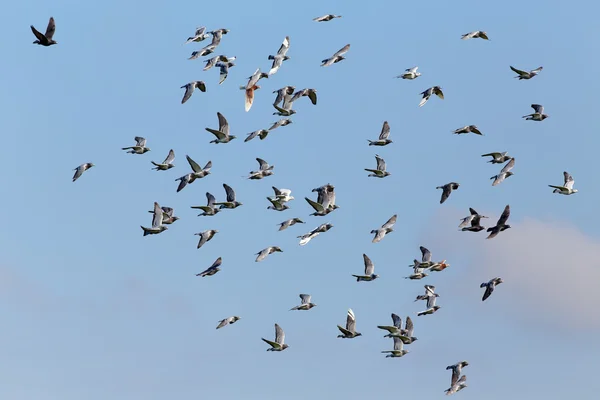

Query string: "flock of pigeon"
[31, 13, 579, 396]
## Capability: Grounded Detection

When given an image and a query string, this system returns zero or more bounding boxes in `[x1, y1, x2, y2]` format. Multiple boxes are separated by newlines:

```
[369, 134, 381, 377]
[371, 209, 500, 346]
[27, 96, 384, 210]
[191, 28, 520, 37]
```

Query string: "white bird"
[549, 171, 578, 195]
[271, 186, 294, 203]
[141, 202, 168, 236]
[216, 316, 240, 329]
[491, 158, 516, 186]
[371, 214, 396, 243]
[313, 14, 342, 22]
[72, 163, 94, 182]
[298, 223, 333, 246]
[268, 36, 290, 76]
[262, 324, 289, 351]
[368, 121, 393, 146]
[396, 66, 421, 80]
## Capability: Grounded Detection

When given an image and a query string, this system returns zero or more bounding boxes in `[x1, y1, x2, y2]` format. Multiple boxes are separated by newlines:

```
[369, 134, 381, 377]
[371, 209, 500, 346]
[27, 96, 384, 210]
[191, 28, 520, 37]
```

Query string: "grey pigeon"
[481, 152, 512, 164]
[371, 214, 397, 243]
[453, 125, 483, 135]
[298, 223, 333, 246]
[491, 158, 515, 186]
[196, 257, 222, 277]
[181, 81, 206, 104]
[381, 336, 409, 358]
[522, 104, 549, 121]
[191, 192, 220, 216]
[337, 308, 362, 338]
[262, 324, 288, 351]
[141, 202, 168, 236]
[365, 154, 391, 178]
[368, 121, 393, 146]
[419, 86, 444, 107]
[185, 26, 209, 44]
[122, 137, 150, 154]
[206, 112, 236, 143]
[151, 149, 175, 170]
[436, 182, 460, 204]
[278, 218, 305, 231]
[321, 44, 350, 67]
[446, 361, 469, 387]
[268, 36, 290, 76]
[352, 254, 379, 282]
[510, 65, 543, 80]
[216, 316, 240, 329]
[255, 246, 283, 262]
[313, 14, 342, 22]
[214, 184, 242, 209]
[72, 163, 94, 182]
[194, 229, 218, 249]
[461, 30, 489, 40]
[396, 66, 421, 80]
[290, 294, 317, 311]
[480, 277, 503, 301]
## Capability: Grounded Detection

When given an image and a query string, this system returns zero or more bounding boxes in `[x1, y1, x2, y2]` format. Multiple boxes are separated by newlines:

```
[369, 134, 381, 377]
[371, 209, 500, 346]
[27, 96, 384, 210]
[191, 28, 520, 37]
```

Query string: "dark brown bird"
[31, 17, 57, 46]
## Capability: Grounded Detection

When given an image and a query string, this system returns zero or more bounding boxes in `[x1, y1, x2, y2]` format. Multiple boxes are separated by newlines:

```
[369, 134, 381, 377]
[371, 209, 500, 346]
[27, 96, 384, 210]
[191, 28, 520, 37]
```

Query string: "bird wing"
[500, 157, 515, 173]
[531, 66, 543, 74]
[469, 126, 483, 135]
[425, 285, 435, 296]
[206, 128, 226, 140]
[223, 183, 236, 202]
[245, 88, 255, 112]
[433, 87, 444, 99]
[275, 324, 285, 345]
[481, 152, 501, 158]
[45, 17, 56, 39]
[31, 25, 46, 42]
[206, 192, 217, 206]
[563, 171, 575, 189]
[405, 316, 414, 336]
[277, 36, 290, 56]
[216, 318, 228, 329]
[363, 253, 374, 275]
[186, 155, 202, 173]
[531, 104, 544, 114]
[510, 66, 528, 76]
[134, 136, 146, 147]
[196, 232, 209, 249]
[180, 84, 194, 104]
[164, 149, 175, 164]
[256, 158, 269, 171]
[217, 112, 230, 136]
[382, 214, 397, 229]
[299, 294, 311, 304]
[210, 257, 223, 269]
[332, 44, 350, 58]
[497, 205, 510, 225]
[391, 313, 402, 328]
[307, 89, 317, 105]
[482, 284, 494, 301]
[450, 368, 460, 386]
[176, 174, 191, 193]
[151, 202, 163, 228]
[375, 155, 386, 171]
[305, 197, 324, 212]
[426, 295, 437, 308]
[379, 121, 391, 140]
[439, 185, 451, 204]
[420, 246, 432, 262]
[346, 309, 356, 332]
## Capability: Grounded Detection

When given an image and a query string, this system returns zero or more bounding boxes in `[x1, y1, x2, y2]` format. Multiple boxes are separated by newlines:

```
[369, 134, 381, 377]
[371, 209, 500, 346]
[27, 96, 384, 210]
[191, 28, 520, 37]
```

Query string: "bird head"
[356, 332, 363, 337]
[171, 216, 180, 222]
[281, 344, 289, 350]
[373, 274, 380, 279]
[572, 189, 579, 193]
[233, 316, 241, 322]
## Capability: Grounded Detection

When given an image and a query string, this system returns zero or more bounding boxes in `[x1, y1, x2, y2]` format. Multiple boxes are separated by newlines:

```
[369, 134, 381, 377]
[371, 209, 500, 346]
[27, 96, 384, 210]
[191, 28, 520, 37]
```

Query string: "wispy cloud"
[421, 207, 600, 330]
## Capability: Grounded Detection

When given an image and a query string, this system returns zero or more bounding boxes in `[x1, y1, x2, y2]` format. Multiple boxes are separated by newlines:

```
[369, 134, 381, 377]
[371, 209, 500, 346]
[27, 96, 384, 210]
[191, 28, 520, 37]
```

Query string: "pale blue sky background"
[1, 0, 599, 398]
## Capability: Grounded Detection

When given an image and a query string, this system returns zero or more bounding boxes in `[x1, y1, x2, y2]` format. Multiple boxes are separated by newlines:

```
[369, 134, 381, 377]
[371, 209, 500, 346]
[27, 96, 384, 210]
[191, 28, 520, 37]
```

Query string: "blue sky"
[1, 0, 599, 398]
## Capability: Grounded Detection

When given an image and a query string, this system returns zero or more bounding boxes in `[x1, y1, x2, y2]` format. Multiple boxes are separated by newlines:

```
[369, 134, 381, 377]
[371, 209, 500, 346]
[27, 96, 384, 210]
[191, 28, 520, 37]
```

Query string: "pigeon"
[180, 81, 206, 104]
[203, 55, 230, 71]
[209, 29, 229, 46]
[244, 129, 270, 142]
[216, 316, 240, 329]
[255, 246, 283, 262]
[312, 184, 337, 210]
[419, 86, 444, 107]
[290, 294, 317, 311]
[365, 154, 391, 178]
[268, 119, 293, 131]
[371, 214, 397, 243]
[337, 308, 362, 338]
[298, 223, 333, 246]
[241, 68, 269, 112]
[72, 163, 94, 182]
[396, 66, 421, 80]
[146, 206, 179, 225]
[122, 137, 150, 154]
[486, 205, 511, 239]
[549, 171, 578, 195]
[446, 361, 469, 386]
[321, 44, 350, 67]
[305, 197, 339, 217]
[491, 158, 516, 186]
[267, 197, 289, 211]
[436, 182, 460, 204]
[381, 336, 409, 358]
[459, 208, 488, 232]
[185, 26, 210, 44]
[313, 14, 342, 22]
[215, 61, 235, 84]
[405, 262, 429, 280]
[196, 257, 222, 277]
[214, 184, 243, 209]
[290, 88, 318, 106]
[352, 254, 379, 282]
[445, 375, 467, 395]
[429, 259, 450, 272]
[453, 125, 483, 135]
[194, 229, 218, 249]
[151, 149, 175, 170]
[262, 324, 289, 351]
[206, 112, 236, 144]
[461, 30, 490, 40]
[247, 158, 274, 180]
[273, 86, 296, 106]
[141, 202, 168, 236]
[377, 313, 403, 337]
[480, 277, 503, 301]
[189, 44, 217, 60]
[368, 121, 393, 146]
[191, 192, 221, 216]
[378, 314, 418, 343]
[523, 104, 549, 121]
[31, 17, 57, 46]
[415, 285, 439, 303]
[271, 187, 294, 203]
[510, 65, 543, 80]
[396, 317, 418, 344]
[268, 36, 291, 75]
[417, 295, 441, 316]
[278, 218, 305, 231]
[481, 152, 512, 164]
[175, 156, 212, 192]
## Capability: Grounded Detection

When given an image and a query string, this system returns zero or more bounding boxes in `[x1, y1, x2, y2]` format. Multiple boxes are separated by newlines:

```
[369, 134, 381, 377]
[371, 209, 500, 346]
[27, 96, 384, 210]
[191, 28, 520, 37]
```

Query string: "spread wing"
[382, 214, 397, 229]
[305, 197, 324, 212]
[404, 316, 414, 336]
[391, 313, 402, 329]
[379, 121, 390, 140]
[274, 323, 285, 345]
[256, 158, 269, 170]
[510, 66, 528, 76]
[531, 66, 543, 74]
[307, 89, 317, 105]
[497, 205, 510, 225]
[363, 254, 374, 275]
[375, 155, 386, 171]
[164, 149, 175, 164]
[210, 257, 223, 269]
[440, 184, 451, 204]
[151, 202, 163, 228]
[217, 112, 230, 136]
[134, 136, 146, 147]
[392, 336, 404, 351]
[531, 104, 544, 114]
[186, 155, 202, 173]
[300, 294, 311, 304]
[420, 246, 432, 263]
[500, 158, 515, 173]
[426, 295, 437, 308]
[277, 36, 290, 56]
[563, 171, 574, 189]
[31, 25, 46, 42]
[346, 309, 356, 332]
[433, 86, 444, 99]
[223, 183, 236, 202]
[206, 192, 217, 206]
[45, 17, 56, 39]
[333, 44, 350, 58]
[181, 84, 193, 104]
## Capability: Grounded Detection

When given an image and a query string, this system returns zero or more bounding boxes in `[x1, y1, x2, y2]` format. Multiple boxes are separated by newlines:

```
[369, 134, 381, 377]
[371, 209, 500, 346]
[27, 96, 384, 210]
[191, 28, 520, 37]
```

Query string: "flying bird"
[415, 284, 439, 303]
[447, 361, 469, 387]
[209, 29, 229, 46]
[453, 125, 483, 135]
[461, 30, 489, 40]
[271, 187, 294, 203]
[486, 205, 511, 239]
[445, 375, 468, 395]
[352, 254, 379, 282]
[247, 158, 274, 180]
[255, 246, 283, 262]
[189, 44, 217, 60]
[419, 86, 444, 107]
[278, 218, 305, 231]
[216, 316, 240, 329]
[414, 246, 434, 268]
[382, 336, 409, 358]
[206, 112, 236, 144]
[72, 163, 94, 182]
[147, 206, 179, 225]
[151, 149, 175, 171]
[378, 314, 417, 343]
[194, 229, 218, 249]
[405, 261, 429, 280]
[368, 121, 393, 146]
[273, 86, 296, 107]
[269, 118, 293, 131]
[267, 197, 289, 211]
[175, 156, 212, 192]
[31, 17, 57, 46]
[549, 171, 578, 195]
[196, 257, 222, 277]
[321, 44, 350, 67]
[459, 208, 488, 232]
[481, 152, 512, 164]
[290, 294, 317, 311]
[180, 81, 206, 104]
[491, 158, 515, 186]
[337, 309, 362, 338]
[371, 214, 396, 243]
[214, 184, 242, 209]
[365, 154, 391, 178]
[480, 277, 503, 301]
[122, 137, 150, 154]
[417, 294, 441, 316]
[298, 223, 333, 246]
[141, 202, 168, 236]
[262, 324, 289, 351]
[268, 36, 291, 75]
[245, 128, 270, 143]
[215, 61, 235, 85]
[185, 26, 209, 44]
[203, 55, 231, 71]
[436, 182, 460, 204]
[313, 14, 342, 22]
[191, 192, 221, 216]
[522, 104, 549, 121]
[510, 65, 543, 80]
[396, 66, 421, 80]
[241, 68, 269, 112]
[290, 88, 318, 107]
